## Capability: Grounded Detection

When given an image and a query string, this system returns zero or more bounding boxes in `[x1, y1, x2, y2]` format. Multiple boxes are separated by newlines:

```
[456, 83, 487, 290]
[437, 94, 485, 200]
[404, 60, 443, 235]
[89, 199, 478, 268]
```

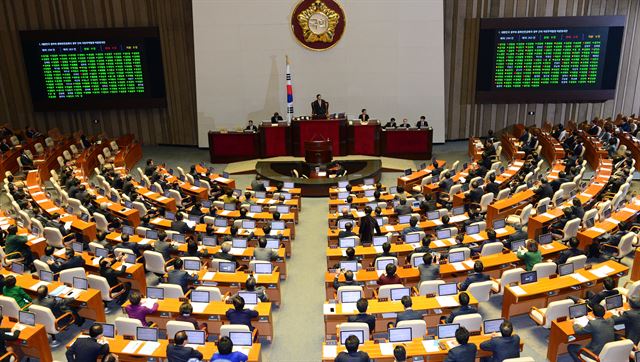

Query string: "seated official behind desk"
[396, 296, 423, 324]
[212, 336, 249, 362]
[167, 259, 199, 293]
[446, 327, 477, 361]
[66, 323, 109, 362]
[311, 94, 329, 119]
[445, 292, 477, 324]
[227, 296, 259, 331]
[125, 291, 158, 326]
[479, 320, 521, 362]
[335, 335, 369, 362]
[567, 304, 615, 362]
[166, 331, 203, 362]
[613, 296, 640, 344]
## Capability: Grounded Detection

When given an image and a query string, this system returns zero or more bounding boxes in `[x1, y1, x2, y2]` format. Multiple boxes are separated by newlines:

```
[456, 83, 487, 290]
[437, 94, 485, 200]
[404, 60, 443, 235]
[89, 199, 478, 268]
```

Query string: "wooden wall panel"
[0, 0, 197, 145]
[445, 0, 640, 140]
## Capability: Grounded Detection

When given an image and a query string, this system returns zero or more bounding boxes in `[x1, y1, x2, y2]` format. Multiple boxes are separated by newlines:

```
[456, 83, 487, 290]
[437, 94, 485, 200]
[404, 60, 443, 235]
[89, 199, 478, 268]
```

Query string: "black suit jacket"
[445, 343, 477, 362]
[171, 221, 192, 234]
[574, 317, 615, 355]
[358, 215, 381, 243]
[65, 337, 109, 362]
[479, 335, 520, 362]
[0, 327, 18, 358]
[614, 308, 640, 344]
[166, 344, 203, 362]
[101, 265, 126, 287]
[53, 256, 85, 272]
[335, 351, 370, 362]
[167, 270, 198, 293]
[33, 296, 72, 318]
[311, 100, 328, 117]
[446, 305, 478, 323]
[485, 182, 500, 196]
[348, 313, 376, 333]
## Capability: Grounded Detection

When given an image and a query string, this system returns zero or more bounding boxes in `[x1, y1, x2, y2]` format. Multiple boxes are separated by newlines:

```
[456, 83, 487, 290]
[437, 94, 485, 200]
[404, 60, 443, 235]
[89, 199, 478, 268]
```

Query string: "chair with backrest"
[168, 189, 184, 207]
[506, 204, 533, 227]
[529, 299, 573, 328]
[577, 339, 634, 362]
[467, 281, 493, 303]
[480, 242, 504, 257]
[336, 286, 364, 303]
[603, 232, 635, 262]
[87, 274, 125, 313]
[491, 268, 525, 294]
[166, 321, 196, 340]
[195, 286, 223, 302]
[0, 296, 25, 320]
[452, 313, 482, 333]
[93, 213, 109, 232]
[479, 193, 494, 213]
[532, 262, 557, 279]
[115, 317, 143, 337]
[143, 250, 172, 275]
[43, 227, 71, 248]
[418, 280, 445, 296]
[337, 322, 370, 341]
[374, 256, 397, 270]
[59, 267, 86, 286]
[566, 255, 587, 270]
[561, 218, 581, 241]
[33, 260, 51, 274]
[376, 284, 405, 300]
[448, 247, 471, 260]
[157, 283, 185, 299]
[496, 188, 510, 200]
[29, 304, 75, 347]
[396, 320, 427, 339]
[220, 324, 251, 339]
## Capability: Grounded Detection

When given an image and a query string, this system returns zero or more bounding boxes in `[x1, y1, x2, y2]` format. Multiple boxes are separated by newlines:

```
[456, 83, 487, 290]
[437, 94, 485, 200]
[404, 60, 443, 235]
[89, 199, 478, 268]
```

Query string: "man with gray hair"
[212, 241, 235, 262]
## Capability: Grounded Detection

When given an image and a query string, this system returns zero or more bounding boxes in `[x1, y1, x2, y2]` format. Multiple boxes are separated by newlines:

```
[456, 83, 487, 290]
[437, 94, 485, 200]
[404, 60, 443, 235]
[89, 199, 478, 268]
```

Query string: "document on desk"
[509, 286, 526, 296]
[449, 215, 467, 223]
[541, 213, 555, 219]
[229, 248, 245, 255]
[383, 225, 396, 232]
[152, 217, 163, 223]
[589, 265, 615, 278]
[574, 316, 589, 328]
[191, 302, 208, 314]
[141, 298, 157, 309]
[232, 346, 252, 355]
[463, 260, 475, 268]
[373, 246, 383, 254]
[138, 341, 161, 356]
[541, 244, 554, 250]
[122, 340, 143, 354]
[423, 339, 440, 352]
[50, 285, 72, 297]
[569, 273, 589, 283]
[591, 227, 606, 233]
[433, 240, 446, 247]
[66, 288, 83, 299]
[203, 272, 216, 280]
[220, 210, 231, 216]
[605, 218, 620, 225]
[29, 281, 49, 291]
[215, 227, 228, 233]
[185, 220, 196, 228]
[451, 262, 466, 271]
[470, 234, 484, 241]
[341, 303, 358, 313]
[379, 342, 394, 356]
[323, 345, 337, 358]
[436, 296, 458, 307]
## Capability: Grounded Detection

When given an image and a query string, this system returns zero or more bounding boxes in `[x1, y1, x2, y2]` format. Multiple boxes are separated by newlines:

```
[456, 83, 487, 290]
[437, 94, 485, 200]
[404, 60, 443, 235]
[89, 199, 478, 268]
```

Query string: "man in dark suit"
[571, 198, 585, 220]
[348, 298, 376, 333]
[311, 94, 328, 118]
[418, 253, 440, 282]
[568, 304, 615, 362]
[396, 295, 423, 323]
[416, 116, 429, 129]
[166, 331, 203, 362]
[555, 237, 584, 265]
[583, 277, 619, 308]
[439, 172, 455, 193]
[466, 180, 484, 204]
[459, 261, 490, 291]
[485, 173, 500, 196]
[171, 213, 193, 234]
[358, 109, 370, 122]
[244, 120, 258, 132]
[383, 117, 397, 129]
[335, 335, 369, 362]
[226, 296, 259, 331]
[33, 285, 82, 326]
[251, 176, 266, 192]
[271, 112, 283, 123]
[0, 311, 19, 361]
[446, 292, 478, 323]
[614, 296, 640, 344]
[394, 198, 412, 215]
[333, 270, 363, 290]
[99, 257, 130, 305]
[65, 323, 110, 362]
[144, 159, 156, 177]
[167, 259, 198, 293]
[479, 320, 520, 362]
[52, 248, 85, 272]
[358, 206, 381, 244]
[19, 150, 34, 169]
[445, 327, 477, 362]
[534, 179, 554, 199]
[212, 241, 236, 262]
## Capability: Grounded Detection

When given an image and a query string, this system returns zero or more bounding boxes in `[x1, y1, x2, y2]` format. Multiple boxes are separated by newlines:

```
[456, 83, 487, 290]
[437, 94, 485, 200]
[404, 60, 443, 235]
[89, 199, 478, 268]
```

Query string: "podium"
[304, 139, 332, 165]
[291, 118, 347, 156]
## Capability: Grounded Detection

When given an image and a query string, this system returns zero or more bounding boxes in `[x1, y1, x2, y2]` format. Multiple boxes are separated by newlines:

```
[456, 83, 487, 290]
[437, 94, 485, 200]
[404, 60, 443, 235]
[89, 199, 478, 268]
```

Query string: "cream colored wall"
[193, 0, 445, 147]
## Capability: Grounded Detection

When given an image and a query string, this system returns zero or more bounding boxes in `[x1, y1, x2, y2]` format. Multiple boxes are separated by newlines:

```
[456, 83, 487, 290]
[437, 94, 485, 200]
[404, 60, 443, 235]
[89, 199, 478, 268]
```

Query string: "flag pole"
[286, 55, 293, 124]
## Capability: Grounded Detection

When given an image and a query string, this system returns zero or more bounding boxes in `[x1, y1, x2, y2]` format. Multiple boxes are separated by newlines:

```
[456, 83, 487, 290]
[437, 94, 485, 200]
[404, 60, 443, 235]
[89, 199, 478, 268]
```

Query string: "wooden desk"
[0, 318, 52, 362]
[533, 128, 565, 163]
[68, 251, 147, 292]
[194, 270, 281, 306]
[577, 197, 640, 250]
[0, 270, 107, 322]
[501, 134, 525, 160]
[382, 128, 433, 160]
[194, 164, 237, 189]
[323, 294, 478, 338]
[468, 138, 484, 161]
[208, 131, 261, 163]
[502, 260, 628, 318]
[113, 136, 143, 170]
[127, 298, 274, 342]
[396, 160, 445, 190]
[70, 334, 262, 361]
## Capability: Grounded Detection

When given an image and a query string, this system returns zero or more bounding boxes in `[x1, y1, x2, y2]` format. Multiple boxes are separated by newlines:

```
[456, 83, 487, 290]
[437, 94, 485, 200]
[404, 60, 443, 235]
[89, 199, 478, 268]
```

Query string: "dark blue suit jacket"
[479, 335, 520, 362]
[167, 270, 197, 293]
[166, 344, 203, 362]
[226, 308, 259, 330]
[459, 272, 490, 291]
[446, 305, 478, 324]
[396, 308, 423, 324]
[444, 343, 477, 362]
[348, 313, 376, 333]
[65, 337, 109, 362]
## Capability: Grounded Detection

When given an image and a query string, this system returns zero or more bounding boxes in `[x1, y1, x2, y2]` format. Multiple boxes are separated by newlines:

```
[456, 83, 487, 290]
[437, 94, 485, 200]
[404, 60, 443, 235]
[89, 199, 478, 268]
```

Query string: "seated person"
[171, 213, 193, 234]
[253, 237, 279, 261]
[0, 310, 19, 361]
[65, 323, 109, 362]
[333, 270, 363, 290]
[334, 247, 360, 270]
[218, 189, 238, 204]
[418, 252, 440, 282]
[466, 180, 484, 204]
[613, 296, 640, 344]
[213, 241, 236, 262]
[555, 237, 584, 265]
[124, 291, 158, 326]
[458, 260, 490, 291]
[412, 235, 433, 254]
[479, 320, 520, 362]
[347, 298, 376, 333]
[33, 285, 83, 326]
[5, 225, 33, 267]
[375, 242, 397, 260]
[445, 292, 477, 323]
[394, 346, 407, 362]
[2, 276, 31, 308]
[244, 120, 258, 132]
[516, 240, 541, 271]
[338, 222, 356, 238]
[166, 331, 203, 362]
[383, 117, 397, 129]
[167, 258, 199, 293]
[337, 207, 354, 220]
[183, 237, 208, 258]
[396, 295, 423, 323]
[435, 215, 452, 231]
[572, 277, 619, 309]
[402, 216, 421, 235]
[335, 335, 369, 362]
[176, 302, 207, 330]
[52, 247, 86, 272]
[99, 257, 130, 305]
[211, 336, 248, 362]
[394, 199, 412, 215]
[377, 263, 401, 286]
[568, 304, 615, 362]
[445, 327, 476, 362]
[154, 230, 178, 260]
[227, 276, 269, 302]
[226, 296, 259, 331]
[250, 176, 266, 192]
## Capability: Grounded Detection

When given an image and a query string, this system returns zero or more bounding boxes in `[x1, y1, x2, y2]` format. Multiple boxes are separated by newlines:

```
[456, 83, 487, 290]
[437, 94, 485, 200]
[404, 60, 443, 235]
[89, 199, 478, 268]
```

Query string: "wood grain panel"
[445, 0, 640, 140]
[0, 0, 197, 145]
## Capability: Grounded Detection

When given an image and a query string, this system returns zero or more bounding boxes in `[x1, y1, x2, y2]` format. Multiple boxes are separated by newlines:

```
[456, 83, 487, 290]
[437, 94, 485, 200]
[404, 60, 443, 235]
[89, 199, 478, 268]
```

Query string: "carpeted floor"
[29, 141, 634, 361]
